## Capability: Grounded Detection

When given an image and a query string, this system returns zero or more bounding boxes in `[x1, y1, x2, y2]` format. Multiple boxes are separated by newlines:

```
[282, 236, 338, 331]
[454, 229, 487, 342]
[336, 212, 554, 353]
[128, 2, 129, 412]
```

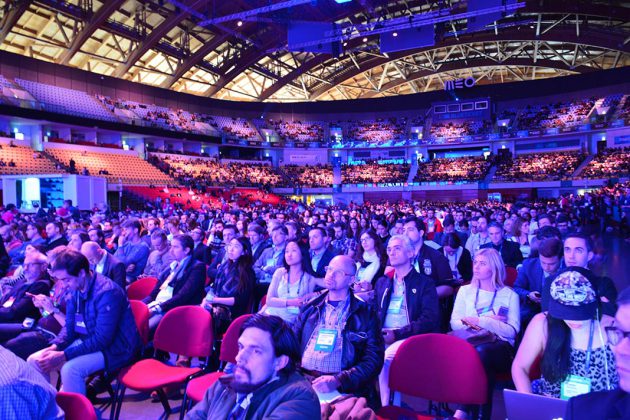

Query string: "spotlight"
[343, 42, 348, 46]
[362, 37, 367, 42]
[237, 20, 243, 27]
[393, 32, 398, 37]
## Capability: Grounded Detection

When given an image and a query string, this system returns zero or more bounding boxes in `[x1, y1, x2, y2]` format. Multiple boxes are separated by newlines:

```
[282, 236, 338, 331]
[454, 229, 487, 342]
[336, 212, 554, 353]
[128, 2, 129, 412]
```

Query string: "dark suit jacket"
[251, 241, 270, 264]
[102, 253, 126, 289]
[565, 389, 630, 420]
[310, 246, 339, 278]
[144, 258, 205, 313]
[193, 242, 212, 265]
[437, 246, 473, 282]
[0, 277, 52, 323]
[480, 239, 523, 268]
[0, 238, 9, 278]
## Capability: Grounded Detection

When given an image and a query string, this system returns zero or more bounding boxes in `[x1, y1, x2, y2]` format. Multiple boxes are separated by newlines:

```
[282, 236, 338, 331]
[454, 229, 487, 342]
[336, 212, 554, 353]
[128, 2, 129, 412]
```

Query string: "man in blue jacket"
[26, 249, 141, 395]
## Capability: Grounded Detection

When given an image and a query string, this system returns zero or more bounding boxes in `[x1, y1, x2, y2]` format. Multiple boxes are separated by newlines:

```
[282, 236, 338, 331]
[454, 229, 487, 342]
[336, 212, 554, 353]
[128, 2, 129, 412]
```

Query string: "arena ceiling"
[0, 0, 628, 102]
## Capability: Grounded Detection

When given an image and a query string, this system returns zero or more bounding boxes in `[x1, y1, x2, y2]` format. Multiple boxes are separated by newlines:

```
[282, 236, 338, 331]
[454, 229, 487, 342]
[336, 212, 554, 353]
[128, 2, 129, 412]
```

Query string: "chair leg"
[156, 387, 172, 415]
[179, 391, 189, 420]
[113, 384, 126, 420]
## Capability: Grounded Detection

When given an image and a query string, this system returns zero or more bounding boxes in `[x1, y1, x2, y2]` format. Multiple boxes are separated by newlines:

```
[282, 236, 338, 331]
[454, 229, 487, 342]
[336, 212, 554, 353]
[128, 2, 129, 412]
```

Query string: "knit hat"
[548, 267, 598, 321]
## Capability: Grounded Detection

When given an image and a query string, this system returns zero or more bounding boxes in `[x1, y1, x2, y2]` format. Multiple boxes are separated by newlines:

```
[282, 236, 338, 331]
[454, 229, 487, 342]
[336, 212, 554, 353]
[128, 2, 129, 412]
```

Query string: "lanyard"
[585, 320, 595, 372]
[286, 271, 305, 297]
[322, 296, 350, 329]
[474, 287, 497, 314]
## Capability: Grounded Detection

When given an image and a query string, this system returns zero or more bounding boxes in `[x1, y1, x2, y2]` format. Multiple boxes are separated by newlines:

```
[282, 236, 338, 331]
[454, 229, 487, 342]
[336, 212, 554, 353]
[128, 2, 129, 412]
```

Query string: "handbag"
[449, 327, 497, 346]
[211, 305, 232, 336]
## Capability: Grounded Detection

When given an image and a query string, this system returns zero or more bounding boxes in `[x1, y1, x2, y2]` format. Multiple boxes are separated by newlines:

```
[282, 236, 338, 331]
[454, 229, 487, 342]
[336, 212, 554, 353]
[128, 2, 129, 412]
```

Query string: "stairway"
[572, 155, 594, 179]
[407, 159, 419, 183]
[484, 164, 498, 183]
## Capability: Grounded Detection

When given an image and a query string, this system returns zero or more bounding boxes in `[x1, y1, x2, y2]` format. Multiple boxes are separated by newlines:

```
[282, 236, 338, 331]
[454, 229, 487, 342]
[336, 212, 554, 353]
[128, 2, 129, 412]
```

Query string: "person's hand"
[462, 316, 480, 328]
[32, 295, 55, 313]
[382, 329, 396, 345]
[312, 375, 341, 393]
[126, 264, 136, 273]
[527, 291, 541, 303]
[37, 350, 65, 373]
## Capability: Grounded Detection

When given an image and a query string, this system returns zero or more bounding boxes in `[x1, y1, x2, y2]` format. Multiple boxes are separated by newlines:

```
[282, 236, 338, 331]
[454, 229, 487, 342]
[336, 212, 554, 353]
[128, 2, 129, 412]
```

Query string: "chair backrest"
[129, 300, 150, 346]
[389, 333, 488, 405]
[56, 391, 97, 420]
[127, 276, 158, 300]
[220, 314, 252, 363]
[505, 267, 518, 287]
[154, 305, 213, 358]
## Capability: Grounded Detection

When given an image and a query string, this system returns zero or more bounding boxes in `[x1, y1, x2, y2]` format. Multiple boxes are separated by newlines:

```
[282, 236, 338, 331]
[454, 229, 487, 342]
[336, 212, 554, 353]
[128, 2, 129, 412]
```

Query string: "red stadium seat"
[505, 267, 518, 287]
[129, 300, 151, 346]
[377, 333, 487, 419]
[111, 306, 213, 420]
[127, 276, 157, 301]
[56, 391, 97, 420]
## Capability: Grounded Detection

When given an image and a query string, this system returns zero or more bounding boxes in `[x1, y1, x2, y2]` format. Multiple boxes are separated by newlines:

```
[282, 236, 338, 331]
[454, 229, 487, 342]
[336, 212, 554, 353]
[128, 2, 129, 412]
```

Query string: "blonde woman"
[450, 248, 520, 420]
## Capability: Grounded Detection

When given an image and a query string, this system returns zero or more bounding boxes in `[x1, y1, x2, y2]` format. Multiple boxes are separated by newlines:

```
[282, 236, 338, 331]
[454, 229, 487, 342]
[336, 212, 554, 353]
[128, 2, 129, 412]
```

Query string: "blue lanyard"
[585, 320, 595, 372]
[474, 287, 497, 314]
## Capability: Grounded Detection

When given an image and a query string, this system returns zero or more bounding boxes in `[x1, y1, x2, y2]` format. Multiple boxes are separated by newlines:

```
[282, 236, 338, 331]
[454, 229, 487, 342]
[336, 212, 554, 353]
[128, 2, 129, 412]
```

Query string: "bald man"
[293, 255, 384, 407]
[81, 242, 126, 289]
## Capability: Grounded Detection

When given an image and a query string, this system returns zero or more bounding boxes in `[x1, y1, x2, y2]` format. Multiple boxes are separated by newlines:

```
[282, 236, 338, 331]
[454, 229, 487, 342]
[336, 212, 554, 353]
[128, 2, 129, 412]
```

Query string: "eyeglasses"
[324, 266, 353, 278]
[605, 326, 630, 346]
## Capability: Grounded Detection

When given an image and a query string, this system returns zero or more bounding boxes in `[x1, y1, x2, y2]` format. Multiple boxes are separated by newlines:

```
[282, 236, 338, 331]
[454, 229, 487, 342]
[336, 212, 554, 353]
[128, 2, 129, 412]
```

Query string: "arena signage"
[443, 77, 476, 90]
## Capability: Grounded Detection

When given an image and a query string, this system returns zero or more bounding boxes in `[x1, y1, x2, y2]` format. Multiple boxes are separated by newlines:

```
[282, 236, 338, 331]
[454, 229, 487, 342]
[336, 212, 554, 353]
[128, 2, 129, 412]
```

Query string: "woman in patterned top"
[512, 267, 619, 399]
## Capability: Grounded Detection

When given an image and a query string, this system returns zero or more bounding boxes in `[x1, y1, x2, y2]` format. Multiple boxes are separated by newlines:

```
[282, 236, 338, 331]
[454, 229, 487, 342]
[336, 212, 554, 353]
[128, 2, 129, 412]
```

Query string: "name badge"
[2, 297, 15, 308]
[75, 313, 88, 335]
[314, 328, 338, 352]
[287, 306, 300, 315]
[266, 258, 275, 268]
[560, 375, 592, 400]
[388, 296, 404, 314]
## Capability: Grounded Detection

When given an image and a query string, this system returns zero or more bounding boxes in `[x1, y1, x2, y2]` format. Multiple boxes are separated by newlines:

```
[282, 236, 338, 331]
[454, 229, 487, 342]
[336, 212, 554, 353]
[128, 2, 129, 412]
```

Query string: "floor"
[92, 235, 629, 420]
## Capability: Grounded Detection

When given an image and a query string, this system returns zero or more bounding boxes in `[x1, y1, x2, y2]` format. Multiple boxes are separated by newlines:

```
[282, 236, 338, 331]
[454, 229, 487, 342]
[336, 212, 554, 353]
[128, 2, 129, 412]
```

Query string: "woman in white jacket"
[451, 247, 520, 420]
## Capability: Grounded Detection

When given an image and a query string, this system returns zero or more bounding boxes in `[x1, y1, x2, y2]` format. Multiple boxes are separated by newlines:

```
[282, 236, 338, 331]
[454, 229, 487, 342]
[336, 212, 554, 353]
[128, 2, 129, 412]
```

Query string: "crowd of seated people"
[414, 156, 492, 183]
[580, 147, 630, 179]
[279, 164, 334, 187]
[346, 117, 407, 144]
[263, 119, 324, 142]
[149, 154, 283, 189]
[0, 181, 627, 419]
[428, 120, 492, 141]
[342, 161, 410, 184]
[516, 97, 596, 130]
[494, 151, 586, 182]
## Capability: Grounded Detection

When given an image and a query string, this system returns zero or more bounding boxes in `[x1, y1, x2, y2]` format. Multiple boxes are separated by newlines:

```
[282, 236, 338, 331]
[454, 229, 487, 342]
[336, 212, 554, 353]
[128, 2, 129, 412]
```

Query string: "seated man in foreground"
[293, 254, 384, 407]
[186, 314, 320, 420]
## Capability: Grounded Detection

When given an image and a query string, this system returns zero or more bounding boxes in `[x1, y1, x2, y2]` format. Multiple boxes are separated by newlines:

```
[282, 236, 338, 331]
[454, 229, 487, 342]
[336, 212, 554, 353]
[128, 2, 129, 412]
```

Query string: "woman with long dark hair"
[354, 230, 387, 292]
[263, 239, 321, 324]
[512, 267, 619, 398]
[203, 236, 255, 334]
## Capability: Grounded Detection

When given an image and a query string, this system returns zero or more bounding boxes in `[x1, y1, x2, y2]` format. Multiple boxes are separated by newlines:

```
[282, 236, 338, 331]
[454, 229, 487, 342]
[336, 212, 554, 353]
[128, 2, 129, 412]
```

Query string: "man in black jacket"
[374, 234, 439, 406]
[190, 227, 211, 265]
[0, 251, 51, 328]
[308, 227, 339, 279]
[143, 234, 205, 336]
[480, 221, 523, 268]
[294, 255, 384, 407]
[81, 242, 126, 289]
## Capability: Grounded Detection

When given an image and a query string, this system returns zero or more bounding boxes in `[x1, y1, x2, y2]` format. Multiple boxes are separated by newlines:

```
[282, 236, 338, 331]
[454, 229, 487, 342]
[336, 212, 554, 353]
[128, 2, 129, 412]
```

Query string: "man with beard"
[186, 314, 320, 419]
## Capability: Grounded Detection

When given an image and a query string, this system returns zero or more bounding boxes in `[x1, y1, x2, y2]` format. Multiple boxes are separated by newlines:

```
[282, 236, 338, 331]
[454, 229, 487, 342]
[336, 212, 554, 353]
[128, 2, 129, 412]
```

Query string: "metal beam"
[359, 58, 590, 99]
[112, 0, 205, 78]
[0, 0, 32, 44]
[58, 0, 125, 65]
